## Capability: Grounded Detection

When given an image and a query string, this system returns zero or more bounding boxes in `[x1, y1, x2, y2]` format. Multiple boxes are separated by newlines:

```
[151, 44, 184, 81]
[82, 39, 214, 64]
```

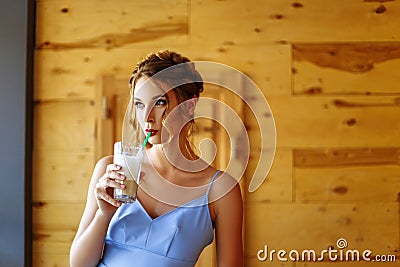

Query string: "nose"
[144, 105, 155, 123]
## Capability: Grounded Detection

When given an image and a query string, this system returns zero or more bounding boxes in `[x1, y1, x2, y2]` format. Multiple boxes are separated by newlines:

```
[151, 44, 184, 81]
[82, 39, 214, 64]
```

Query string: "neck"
[147, 134, 207, 175]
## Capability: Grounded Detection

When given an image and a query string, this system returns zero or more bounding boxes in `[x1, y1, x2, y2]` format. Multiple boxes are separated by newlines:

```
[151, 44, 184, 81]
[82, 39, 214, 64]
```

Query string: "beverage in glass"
[113, 141, 143, 203]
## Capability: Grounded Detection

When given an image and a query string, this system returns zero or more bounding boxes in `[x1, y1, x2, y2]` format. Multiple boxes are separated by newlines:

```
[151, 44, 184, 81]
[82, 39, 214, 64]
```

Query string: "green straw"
[142, 132, 152, 148]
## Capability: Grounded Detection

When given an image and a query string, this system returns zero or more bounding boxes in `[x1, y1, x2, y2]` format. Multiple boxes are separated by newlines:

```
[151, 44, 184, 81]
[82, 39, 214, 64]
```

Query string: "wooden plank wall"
[34, 0, 400, 266]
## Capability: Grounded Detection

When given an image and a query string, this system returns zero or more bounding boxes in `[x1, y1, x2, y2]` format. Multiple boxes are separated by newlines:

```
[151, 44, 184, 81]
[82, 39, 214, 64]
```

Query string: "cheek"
[154, 108, 166, 117]
[165, 109, 188, 130]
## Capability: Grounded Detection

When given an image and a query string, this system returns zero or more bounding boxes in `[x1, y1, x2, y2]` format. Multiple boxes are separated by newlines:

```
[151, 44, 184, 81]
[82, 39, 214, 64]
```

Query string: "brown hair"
[129, 50, 203, 100]
[127, 50, 203, 153]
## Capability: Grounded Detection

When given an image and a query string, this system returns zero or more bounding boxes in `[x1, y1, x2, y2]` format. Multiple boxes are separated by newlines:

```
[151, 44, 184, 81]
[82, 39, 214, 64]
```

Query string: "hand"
[94, 163, 126, 218]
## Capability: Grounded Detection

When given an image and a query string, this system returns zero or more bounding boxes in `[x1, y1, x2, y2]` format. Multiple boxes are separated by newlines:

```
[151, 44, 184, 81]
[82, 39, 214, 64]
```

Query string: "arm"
[70, 156, 124, 267]
[213, 181, 244, 267]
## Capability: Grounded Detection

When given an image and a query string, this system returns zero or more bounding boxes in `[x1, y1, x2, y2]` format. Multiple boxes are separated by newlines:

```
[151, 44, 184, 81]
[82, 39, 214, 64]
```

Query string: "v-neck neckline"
[134, 170, 220, 222]
[135, 194, 207, 222]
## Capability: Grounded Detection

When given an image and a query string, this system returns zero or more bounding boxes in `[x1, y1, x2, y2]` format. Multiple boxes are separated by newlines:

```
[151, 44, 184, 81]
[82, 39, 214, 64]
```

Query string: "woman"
[70, 50, 243, 267]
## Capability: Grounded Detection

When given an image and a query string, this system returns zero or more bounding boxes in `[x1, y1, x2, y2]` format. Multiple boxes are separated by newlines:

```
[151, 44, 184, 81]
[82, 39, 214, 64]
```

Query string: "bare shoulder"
[210, 171, 243, 266]
[95, 155, 113, 169]
[91, 156, 113, 181]
[210, 171, 242, 201]
[209, 171, 243, 215]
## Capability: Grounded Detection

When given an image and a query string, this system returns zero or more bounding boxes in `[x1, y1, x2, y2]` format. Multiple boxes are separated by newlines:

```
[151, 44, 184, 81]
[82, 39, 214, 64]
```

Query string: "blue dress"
[98, 171, 220, 267]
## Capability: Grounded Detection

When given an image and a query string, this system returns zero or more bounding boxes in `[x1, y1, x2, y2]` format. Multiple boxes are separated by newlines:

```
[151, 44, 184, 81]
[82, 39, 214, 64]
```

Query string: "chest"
[136, 188, 216, 222]
[136, 164, 218, 222]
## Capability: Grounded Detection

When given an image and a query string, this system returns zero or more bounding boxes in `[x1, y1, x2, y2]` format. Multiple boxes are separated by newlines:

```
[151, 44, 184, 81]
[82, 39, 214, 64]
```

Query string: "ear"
[183, 97, 197, 117]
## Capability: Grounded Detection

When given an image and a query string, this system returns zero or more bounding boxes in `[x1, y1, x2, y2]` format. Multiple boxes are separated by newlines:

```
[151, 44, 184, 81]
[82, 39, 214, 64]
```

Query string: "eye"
[134, 101, 144, 109]
[155, 99, 167, 106]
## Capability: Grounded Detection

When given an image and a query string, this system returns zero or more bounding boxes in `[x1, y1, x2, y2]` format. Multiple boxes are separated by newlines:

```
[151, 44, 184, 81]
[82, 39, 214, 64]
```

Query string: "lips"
[145, 129, 158, 136]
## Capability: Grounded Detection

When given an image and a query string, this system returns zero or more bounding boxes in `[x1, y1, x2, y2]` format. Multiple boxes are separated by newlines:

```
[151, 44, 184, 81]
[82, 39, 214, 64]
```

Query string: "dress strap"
[206, 170, 220, 196]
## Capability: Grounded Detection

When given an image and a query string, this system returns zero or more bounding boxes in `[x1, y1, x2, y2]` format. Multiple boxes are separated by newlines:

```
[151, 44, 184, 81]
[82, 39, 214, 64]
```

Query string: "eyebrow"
[133, 94, 166, 101]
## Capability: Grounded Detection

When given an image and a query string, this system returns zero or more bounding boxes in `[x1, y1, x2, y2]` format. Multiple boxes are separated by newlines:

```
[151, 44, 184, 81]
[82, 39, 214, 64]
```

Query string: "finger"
[94, 188, 120, 207]
[109, 171, 126, 181]
[106, 164, 122, 176]
[105, 164, 125, 181]
[99, 177, 126, 190]
[94, 182, 123, 204]
[107, 163, 122, 172]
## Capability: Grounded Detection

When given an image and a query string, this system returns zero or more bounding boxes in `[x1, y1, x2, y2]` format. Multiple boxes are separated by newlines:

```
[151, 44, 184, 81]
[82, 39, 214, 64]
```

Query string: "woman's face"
[133, 77, 180, 145]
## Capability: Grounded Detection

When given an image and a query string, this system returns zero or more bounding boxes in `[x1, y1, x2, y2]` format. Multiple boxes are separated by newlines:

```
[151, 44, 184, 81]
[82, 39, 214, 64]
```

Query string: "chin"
[147, 136, 161, 145]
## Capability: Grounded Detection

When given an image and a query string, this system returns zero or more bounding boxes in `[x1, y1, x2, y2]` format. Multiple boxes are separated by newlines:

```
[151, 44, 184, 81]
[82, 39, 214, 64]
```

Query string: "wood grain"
[245, 149, 292, 203]
[33, 230, 75, 255]
[266, 96, 400, 148]
[37, 23, 187, 50]
[294, 148, 400, 167]
[33, 202, 85, 232]
[34, 44, 291, 100]
[33, 254, 70, 267]
[32, 151, 93, 201]
[293, 43, 400, 95]
[34, 49, 148, 100]
[191, 0, 400, 44]
[36, 0, 188, 49]
[293, 43, 400, 74]
[245, 203, 399, 257]
[34, 101, 95, 152]
[296, 165, 400, 202]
